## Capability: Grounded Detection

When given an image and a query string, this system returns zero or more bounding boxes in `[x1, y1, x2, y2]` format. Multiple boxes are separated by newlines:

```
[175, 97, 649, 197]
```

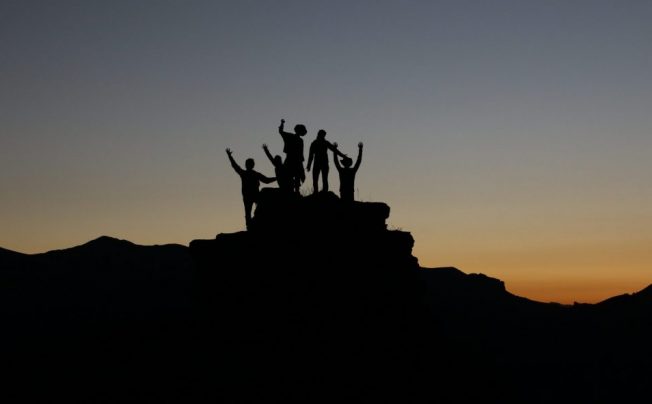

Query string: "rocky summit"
[190, 189, 433, 400]
[2, 190, 651, 401]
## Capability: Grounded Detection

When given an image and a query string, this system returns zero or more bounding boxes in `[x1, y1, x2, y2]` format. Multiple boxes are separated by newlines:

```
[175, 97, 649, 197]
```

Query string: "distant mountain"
[1, 236, 196, 401]
[598, 283, 652, 306]
[0, 245, 25, 256]
[0, 245, 26, 264]
[1, 192, 651, 401]
[0, 235, 192, 317]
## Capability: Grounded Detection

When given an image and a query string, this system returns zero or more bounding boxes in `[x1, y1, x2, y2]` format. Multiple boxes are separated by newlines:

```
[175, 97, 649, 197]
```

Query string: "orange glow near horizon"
[2, 205, 651, 305]
[414, 237, 652, 304]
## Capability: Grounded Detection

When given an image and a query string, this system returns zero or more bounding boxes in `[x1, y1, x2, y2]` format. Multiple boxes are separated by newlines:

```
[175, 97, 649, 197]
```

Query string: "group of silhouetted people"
[227, 119, 363, 228]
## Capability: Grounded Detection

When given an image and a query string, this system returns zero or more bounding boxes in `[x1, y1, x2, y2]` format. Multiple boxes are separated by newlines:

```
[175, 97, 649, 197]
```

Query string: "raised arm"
[226, 148, 243, 175]
[353, 142, 363, 172]
[278, 118, 291, 138]
[333, 149, 342, 172]
[262, 144, 275, 165]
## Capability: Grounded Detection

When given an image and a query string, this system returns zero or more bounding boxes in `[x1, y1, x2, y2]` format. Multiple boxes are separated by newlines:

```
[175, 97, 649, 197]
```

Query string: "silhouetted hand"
[262, 144, 268, 150]
[226, 148, 232, 156]
[333, 142, 338, 148]
[358, 142, 363, 149]
[279, 119, 285, 130]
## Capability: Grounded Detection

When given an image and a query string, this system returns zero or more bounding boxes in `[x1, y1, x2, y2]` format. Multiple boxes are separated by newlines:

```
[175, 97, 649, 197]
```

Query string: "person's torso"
[288, 136, 304, 161]
[241, 170, 261, 194]
[339, 169, 355, 189]
[311, 139, 330, 165]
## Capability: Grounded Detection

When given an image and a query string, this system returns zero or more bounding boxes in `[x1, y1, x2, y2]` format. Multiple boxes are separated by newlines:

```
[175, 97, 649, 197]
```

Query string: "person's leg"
[312, 166, 320, 194]
[298, 164, 306, 193]
[322, 166, 329, 192]
[244, 198, 253, 229]
[299, 165, 306, 184]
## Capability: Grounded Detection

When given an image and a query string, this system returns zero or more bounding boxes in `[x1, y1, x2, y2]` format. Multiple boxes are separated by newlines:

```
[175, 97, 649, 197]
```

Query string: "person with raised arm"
[333, 142, 363, 202]
[226, 148, 276, 229]
[306, 129, 347, 194]
[277, 119, 306, 194]
[262, 143, 291, 194]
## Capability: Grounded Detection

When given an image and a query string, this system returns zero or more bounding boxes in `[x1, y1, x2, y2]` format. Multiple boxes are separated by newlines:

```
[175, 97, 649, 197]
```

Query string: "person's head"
[317, 129, 326, 139]
[273, 155, 282, 166]
[294, 124, 307, 136]
[245, 158, 255, 170]
[341, 157, 353, 168]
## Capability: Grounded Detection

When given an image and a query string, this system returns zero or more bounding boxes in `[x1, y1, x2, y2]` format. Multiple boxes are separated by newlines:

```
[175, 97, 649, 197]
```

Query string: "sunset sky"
[2, 1, 651, 303]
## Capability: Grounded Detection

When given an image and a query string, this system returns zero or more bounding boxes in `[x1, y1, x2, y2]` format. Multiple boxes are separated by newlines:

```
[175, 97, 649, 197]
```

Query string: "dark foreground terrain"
[2, 190, 651, 402]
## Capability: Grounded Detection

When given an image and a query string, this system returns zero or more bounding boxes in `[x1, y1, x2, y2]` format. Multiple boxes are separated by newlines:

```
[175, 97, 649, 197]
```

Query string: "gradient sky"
[2, 1, 651, 303]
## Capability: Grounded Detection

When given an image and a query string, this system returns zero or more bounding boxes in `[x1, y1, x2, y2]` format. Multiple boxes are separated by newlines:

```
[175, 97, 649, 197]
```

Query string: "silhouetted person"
[333, 142, 363, 202]
[226, 148, 276, 229]
[306, 129, 347, 194]
[278, 119, 306, 194]
[262, 143, 292, 194]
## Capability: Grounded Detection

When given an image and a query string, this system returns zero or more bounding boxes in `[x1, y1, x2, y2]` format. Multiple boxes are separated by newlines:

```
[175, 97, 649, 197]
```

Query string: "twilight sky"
[2, 0, 651, 303]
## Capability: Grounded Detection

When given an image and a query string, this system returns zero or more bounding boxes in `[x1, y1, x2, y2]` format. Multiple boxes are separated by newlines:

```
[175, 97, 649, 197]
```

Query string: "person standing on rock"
[262, 143, 292, 194]
[277, 119, 306, 194]
[333, 142, 363, 202]
[306, 129, 347, 194]
[226, 148, 276, 229]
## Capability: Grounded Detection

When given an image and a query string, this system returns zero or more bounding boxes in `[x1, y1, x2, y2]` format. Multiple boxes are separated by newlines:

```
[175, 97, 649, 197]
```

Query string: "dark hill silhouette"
[1, 235, 191, 316]
[0, 245, 26, 257]
[2, 196, 651, 401]
[0, 246, 26, 268]
[598, 283, 652, 307]
[0, 236, 196, 402]
[190, 190, 652, 402]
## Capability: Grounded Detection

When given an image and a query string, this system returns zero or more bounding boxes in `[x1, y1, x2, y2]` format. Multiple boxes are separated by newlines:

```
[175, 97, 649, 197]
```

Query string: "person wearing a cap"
[278, 119, 307, 194]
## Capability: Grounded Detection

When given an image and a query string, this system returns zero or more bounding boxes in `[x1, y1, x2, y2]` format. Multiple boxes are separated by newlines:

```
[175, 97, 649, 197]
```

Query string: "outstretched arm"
[262, 144, 275, 165]
[328, 141, 347, 159]
[258, 173, 276, 184]
[226, 148, 243, 175]
[353, 142, 363, 172]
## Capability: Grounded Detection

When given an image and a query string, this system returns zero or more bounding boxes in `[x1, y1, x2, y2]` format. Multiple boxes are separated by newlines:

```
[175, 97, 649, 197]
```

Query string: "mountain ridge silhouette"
[1, 192, 651, 401]
[2, 235, 648, 305]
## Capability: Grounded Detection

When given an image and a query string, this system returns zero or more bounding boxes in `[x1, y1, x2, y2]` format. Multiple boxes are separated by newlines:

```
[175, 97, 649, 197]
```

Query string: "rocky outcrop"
[249, 188, 391, 232]
[188, 190, 652, 402]
[189, 191, 435, 400]
[191, 190, 421, 322]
